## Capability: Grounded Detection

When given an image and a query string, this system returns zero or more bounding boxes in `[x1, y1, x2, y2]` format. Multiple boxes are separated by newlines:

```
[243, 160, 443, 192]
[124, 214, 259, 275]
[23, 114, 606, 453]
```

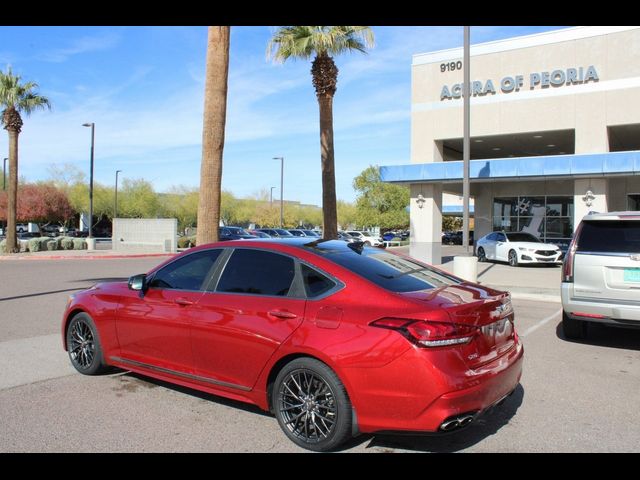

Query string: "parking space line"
[519, 308, 562, 338]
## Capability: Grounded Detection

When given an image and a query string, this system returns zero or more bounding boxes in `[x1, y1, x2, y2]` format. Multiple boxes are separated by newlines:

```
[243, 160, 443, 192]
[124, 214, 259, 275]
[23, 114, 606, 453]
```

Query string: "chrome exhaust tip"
[458, 414, 474, 427]
[440, 419, 461, 431]
[440, 413, 476, 432]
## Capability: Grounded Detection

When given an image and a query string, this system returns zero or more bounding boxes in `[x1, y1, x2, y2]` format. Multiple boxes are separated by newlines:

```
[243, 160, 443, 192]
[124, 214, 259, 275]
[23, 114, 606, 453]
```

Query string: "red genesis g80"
[62, 239, 523, 451]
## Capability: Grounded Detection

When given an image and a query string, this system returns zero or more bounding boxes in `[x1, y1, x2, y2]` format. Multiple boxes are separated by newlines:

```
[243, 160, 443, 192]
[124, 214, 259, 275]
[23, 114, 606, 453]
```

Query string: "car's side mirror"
[128, 274, 148, 292]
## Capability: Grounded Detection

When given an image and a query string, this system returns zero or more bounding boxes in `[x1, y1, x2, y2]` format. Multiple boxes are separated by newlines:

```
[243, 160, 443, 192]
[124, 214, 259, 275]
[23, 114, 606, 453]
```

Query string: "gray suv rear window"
[578, 220, 640, 253]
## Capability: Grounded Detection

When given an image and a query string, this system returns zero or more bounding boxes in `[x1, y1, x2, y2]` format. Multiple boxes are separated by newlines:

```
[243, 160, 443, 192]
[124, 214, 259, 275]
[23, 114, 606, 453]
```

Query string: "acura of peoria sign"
[440, 65, 599, 100]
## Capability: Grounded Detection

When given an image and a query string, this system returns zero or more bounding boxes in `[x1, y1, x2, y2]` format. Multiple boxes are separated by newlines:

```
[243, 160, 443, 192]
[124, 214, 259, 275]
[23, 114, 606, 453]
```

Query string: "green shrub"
[73, 238, 87, 250]
[19, 239, 29, 252]
[178, 236, 197, 249]
[0, 239, 5, 254]
[46, 239, 58, 251]
[29, 237, 43, 252]
[60, 237, 75, 250]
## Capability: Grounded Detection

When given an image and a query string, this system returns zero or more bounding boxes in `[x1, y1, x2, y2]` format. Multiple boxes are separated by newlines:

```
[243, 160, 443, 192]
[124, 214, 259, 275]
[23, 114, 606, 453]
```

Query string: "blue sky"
[0, 26, 564, 206]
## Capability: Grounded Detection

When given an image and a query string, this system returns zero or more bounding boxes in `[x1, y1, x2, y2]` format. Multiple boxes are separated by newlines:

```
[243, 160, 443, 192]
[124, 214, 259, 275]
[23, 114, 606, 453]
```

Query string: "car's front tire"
[562, 311, 588, 340]
[477, 247, 486, 262]
[273, 357, 352, 452]
[66, 313, 110, 375]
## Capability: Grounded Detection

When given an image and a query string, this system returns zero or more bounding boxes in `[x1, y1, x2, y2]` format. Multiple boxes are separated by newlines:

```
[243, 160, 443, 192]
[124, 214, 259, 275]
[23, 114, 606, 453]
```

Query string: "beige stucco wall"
[411, 27, 640, 162]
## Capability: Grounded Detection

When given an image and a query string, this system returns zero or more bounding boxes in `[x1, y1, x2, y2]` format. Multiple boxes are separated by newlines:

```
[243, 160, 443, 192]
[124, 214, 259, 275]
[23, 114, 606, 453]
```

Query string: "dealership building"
[380, 26, 640, 264]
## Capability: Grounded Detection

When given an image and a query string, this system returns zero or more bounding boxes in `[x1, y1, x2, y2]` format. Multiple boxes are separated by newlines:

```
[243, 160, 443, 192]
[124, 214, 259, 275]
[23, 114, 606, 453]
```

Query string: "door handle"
[268, 310, 298, 320]
[175, 297, 194, 306]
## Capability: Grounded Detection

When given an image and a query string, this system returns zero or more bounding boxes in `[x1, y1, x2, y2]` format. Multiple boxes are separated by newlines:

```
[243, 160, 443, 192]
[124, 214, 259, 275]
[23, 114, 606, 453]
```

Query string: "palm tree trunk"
[196, 26, 230, 246]
[6, 130, 18, 253]
[318, 94, 338, 239]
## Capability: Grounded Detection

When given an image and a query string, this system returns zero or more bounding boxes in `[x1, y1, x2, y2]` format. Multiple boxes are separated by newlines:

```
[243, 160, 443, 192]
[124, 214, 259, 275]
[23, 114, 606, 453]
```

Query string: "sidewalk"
[0, 248, 175, 261]
[389, 245, 561, 302]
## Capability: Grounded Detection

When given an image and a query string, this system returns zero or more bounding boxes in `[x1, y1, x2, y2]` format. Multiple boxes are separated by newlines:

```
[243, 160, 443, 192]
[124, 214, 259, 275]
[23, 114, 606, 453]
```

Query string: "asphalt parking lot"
[1, 255, 639, 452]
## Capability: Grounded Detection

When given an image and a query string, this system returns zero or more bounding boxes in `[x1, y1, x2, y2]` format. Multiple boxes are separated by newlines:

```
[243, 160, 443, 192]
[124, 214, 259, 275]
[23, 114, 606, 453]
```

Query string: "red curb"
[0, 253, 176, 261]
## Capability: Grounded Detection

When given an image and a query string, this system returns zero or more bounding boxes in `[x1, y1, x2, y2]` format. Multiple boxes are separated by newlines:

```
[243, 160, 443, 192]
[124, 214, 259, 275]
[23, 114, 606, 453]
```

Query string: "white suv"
[345, 231, 384, 247]
[561, 211, 640, 339]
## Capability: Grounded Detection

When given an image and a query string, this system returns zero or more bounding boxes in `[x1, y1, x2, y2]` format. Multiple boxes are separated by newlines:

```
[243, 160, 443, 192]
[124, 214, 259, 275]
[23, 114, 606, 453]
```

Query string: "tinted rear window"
[578, 220, 640, 253]
[319, 248, 459, 292]
[301, 264, 336, 297]
[216, 249, 295, 296]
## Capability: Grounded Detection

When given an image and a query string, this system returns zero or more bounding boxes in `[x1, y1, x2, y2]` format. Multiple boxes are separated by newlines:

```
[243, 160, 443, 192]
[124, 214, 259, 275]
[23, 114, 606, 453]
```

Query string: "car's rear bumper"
[345, 336, 524, 434]
[562, 283, 640, 325]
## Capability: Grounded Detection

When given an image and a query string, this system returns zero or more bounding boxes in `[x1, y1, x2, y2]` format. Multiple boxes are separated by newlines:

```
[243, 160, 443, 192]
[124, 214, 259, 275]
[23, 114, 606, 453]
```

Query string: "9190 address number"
[441, 61, 462, 72]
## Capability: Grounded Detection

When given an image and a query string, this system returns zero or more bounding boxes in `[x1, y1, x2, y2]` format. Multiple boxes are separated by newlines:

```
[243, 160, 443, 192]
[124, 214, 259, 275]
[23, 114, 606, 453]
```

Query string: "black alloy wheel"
[477, 247, 486, 262]
[273, 358, 352, 452]
[66, 313, 109, 375]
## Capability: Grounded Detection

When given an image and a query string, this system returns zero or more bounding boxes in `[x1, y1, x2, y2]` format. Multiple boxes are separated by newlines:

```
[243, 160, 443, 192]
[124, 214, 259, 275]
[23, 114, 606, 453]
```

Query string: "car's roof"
[193, 237, 354, 253]
[582, 211, 640, 221]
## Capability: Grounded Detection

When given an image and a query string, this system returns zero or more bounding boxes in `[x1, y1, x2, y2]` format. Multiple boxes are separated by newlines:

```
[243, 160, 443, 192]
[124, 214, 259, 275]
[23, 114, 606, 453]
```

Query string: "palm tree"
[267, 26, 374, 240]
[197, 26, 230, 246]
[0, 68, 51, 253]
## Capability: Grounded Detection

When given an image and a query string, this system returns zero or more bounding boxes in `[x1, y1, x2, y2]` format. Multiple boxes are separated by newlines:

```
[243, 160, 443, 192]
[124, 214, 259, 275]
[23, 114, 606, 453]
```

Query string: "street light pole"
[114, 170, 122, 220]
[273, 157, 284, 228]
[462, 26, 471, 254]
[82, 123, 95, 239]
[2, 157, 7, 191]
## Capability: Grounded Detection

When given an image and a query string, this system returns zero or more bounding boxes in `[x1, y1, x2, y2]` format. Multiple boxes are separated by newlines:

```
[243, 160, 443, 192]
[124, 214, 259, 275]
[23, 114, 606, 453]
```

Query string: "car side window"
[496, 233, 506, 242]
[148, 250, 221, 291]
[301, 264, 337, 298]
[487, 233, 497, 241]
[216, 249, 295, 296]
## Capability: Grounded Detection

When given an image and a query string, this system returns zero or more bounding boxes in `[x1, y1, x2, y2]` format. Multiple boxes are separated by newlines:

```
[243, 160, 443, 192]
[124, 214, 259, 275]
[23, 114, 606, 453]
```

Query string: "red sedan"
[62, 238, 523, 451]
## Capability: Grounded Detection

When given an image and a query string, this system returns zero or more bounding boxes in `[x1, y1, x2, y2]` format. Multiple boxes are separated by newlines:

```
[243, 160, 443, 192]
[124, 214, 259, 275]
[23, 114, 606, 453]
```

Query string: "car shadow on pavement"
[116, 371, 272, 417]
[555, 321, 640, 351]
[338, 384, 525, 453]
[75, 277, 129, 283]
[0, 286, 86, 302]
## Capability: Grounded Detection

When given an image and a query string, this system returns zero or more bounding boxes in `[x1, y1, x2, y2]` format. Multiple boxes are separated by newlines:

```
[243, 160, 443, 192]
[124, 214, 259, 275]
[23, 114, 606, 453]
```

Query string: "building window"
[492, 195, 573, 249]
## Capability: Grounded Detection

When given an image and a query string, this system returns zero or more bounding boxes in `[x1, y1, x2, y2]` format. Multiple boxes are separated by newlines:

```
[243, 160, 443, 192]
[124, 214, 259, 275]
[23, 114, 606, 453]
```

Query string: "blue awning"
[380, 151, 640, 184]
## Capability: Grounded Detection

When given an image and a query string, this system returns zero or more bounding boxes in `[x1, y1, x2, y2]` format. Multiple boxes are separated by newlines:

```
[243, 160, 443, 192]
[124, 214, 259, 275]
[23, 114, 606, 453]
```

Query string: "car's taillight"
[562, 221, 584, 283]
[370, 318, 478, 347]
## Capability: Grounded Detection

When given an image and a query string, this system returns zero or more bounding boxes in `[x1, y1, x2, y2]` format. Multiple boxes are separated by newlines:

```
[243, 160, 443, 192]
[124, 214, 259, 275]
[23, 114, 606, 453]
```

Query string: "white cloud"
[37, 31, 122, 63]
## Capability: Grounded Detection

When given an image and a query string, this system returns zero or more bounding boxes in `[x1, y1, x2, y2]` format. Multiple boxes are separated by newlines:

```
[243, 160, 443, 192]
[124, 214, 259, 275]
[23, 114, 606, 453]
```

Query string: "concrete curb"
[0, 253, 175, 261]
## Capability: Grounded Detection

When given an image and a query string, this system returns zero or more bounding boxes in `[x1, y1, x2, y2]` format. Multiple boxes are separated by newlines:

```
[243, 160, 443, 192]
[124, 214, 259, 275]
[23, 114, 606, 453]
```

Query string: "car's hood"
[511, 241, 559, 250]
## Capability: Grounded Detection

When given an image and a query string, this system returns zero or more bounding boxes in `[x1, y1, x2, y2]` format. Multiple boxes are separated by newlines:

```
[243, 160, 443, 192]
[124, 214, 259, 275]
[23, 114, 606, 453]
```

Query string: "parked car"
[247, 229, 271, 238]
[255, 228, 294, 238]
[476, 231, 562, 267]
[442, 230, 474, 246]
[302, 229, 321, 237]
[16, 223, 28, 233]
[62, 238, 523, 452]
[345, 231, 384, 247]
[337, 231, 357, 243]
[41, 223, 63, 236]
[561, 211, 640, 339]
[287, 229, 308, 237]
[218, 226, 256, 241]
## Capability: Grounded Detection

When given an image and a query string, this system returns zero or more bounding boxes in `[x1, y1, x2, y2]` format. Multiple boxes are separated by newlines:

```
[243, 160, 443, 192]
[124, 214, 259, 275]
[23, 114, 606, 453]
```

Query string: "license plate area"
[624, 268, 640, 283]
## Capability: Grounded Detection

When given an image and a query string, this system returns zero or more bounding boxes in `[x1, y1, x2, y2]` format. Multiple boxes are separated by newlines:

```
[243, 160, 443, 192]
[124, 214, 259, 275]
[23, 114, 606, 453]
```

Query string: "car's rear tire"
[66, 313, 110, 375]
[508, 249, 519, 267]
[562, 311, 588, 340]
[273, 358, 352, 452]
[477, 247, 486, 262]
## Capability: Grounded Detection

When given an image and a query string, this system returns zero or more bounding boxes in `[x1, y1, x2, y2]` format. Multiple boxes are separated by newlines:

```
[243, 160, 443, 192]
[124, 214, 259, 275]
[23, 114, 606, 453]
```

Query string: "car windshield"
[361, 232, 373, 237]
[307, 243, 459, 292]
[226, 227, 250, 235]
[506, 232, 541, 243]
[275, 229, 294, 236]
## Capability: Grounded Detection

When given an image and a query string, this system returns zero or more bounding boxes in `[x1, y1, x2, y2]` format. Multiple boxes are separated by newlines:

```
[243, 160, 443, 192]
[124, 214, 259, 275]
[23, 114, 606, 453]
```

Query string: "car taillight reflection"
[562, 221, 584, 282]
